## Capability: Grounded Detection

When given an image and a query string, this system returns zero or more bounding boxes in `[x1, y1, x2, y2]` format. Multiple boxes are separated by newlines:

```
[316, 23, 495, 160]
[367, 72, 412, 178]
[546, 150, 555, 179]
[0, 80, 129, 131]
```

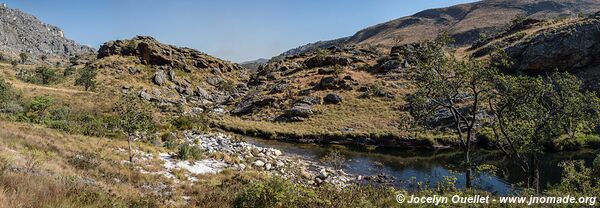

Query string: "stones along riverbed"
[130, 130, 599, 195]
[134, 131, 358, 188]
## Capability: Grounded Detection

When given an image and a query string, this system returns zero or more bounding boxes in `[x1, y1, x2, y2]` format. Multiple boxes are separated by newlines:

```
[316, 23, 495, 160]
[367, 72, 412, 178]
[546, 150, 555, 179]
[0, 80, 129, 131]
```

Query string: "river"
[245, 136, 599, 195]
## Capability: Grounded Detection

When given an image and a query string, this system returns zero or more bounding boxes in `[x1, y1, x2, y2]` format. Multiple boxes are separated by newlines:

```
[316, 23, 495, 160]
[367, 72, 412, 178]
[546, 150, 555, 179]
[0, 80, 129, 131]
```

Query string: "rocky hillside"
[467, 11, 600, 91]
[279, 0, 600, 56]
[218, 43, 460, 147]
[0, 4, 94, 61]
[240, 58, 269, 72]
[91, 36, 249, 115]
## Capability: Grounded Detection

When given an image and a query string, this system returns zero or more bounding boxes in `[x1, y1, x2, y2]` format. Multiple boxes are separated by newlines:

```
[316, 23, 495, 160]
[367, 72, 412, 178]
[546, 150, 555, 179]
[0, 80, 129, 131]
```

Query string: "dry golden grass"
[0, 120, 176, 207]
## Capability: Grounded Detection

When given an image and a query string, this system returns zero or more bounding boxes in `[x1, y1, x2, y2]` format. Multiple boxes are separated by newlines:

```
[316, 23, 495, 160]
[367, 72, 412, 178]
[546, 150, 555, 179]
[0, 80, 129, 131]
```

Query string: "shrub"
[77, 114, 109, 137]
[112, 96, 156, 137]
[579, 134, 600, 148]
[314, 49, 331, 58]
[68, 152, 101, 170]
[63, 67, 76, 76]
[171, 115, 208, 130]
[233, 177, 327, 208]
[69, 56, 79, 65]
[161, 132, 179, 150]
[50, 106, 71, 121]
[37, 66, 58, 84]
[553, 134, 585, 151]
[19, 52, 27, 64]
[0, 157, 9, 176]
[75, 67, 97, 91]
[0, 77, 13, 104]
[25, 149, 44, 173]
[10, 60, 18, 68]
[553, 160, 594, 193]
[27, 95, 54, 122]
[217, 79, 236, 94]
[177, 143, 204, 161]
[320, 149, 346, 169]
[19, 67, 60, 85]
[593, 155, 600, 176]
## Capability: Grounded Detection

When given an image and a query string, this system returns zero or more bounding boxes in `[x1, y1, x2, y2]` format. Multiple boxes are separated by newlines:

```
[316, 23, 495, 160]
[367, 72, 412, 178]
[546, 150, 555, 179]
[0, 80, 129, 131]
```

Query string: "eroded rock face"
[0, 5, 94, 61]
[98, 36, 243, 72]
[506, 13, 600, 74]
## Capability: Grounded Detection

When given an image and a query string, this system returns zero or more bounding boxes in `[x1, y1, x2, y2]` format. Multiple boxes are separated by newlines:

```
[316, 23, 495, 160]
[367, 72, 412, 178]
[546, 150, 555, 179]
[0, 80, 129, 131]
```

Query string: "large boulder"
[231, 95, 276, 115]
[297, 96, 321, 105]
[319, 77, 339, 89]
[276, 103, 313, 122]
[324, 94, 343, 104]
[284, 104, 313, 118]
[304, 55, 351, 68]
[153, 70, 167, 85]
[196, 86, 211, 100]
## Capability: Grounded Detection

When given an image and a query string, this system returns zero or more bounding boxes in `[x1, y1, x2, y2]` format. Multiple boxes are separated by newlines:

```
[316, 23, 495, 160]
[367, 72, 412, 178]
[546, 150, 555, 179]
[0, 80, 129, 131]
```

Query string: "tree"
[28, 95, 54, 122]
[34, 66, 57, 84]
[488, 72, 600, 193]
[75, 67, 97, 91]
[40, 55, 47, 62]
[10, 60, 18, 69]
[392, 35, 405, 46]
[113, 96, 156, 163]
[408, 34, 495, 188]
[0, 77, 13, 104]
[19, 53, 27, 64]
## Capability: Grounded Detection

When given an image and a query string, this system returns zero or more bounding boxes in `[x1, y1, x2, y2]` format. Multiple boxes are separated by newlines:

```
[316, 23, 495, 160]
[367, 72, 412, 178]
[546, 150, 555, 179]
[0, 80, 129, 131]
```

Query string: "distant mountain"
[0, 4, 94, 62]
[279, 0, 600, 57]
[240, 58, 269, 72]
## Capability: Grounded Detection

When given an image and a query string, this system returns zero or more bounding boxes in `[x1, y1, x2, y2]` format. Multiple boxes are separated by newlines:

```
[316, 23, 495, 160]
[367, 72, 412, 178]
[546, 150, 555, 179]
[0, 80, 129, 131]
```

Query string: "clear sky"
[3, 0, 477, 62]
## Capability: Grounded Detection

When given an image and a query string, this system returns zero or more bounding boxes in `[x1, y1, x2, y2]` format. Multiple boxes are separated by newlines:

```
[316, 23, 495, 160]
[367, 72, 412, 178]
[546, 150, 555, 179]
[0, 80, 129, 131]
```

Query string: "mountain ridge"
[278, 0, 600, 58]
[0, 4, 94, 62]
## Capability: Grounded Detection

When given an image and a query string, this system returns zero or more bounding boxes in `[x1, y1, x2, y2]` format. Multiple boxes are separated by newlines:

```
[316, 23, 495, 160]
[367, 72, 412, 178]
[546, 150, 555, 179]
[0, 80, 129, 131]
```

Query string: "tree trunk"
[465, 145, 472, 189]
[526, 153, 541, 194]
[128, 135, 134, 163]
[532, 153, 540, 194]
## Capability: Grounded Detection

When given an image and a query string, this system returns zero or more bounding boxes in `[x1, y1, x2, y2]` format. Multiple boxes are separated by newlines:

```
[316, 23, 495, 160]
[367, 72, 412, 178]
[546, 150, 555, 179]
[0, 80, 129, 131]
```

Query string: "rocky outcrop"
[0, 5, 94, 61]
[231, 94, 275, 115]
[98, 36, 243, 72]
[304, 55, 351, 68]
[505, 13, 600, 74]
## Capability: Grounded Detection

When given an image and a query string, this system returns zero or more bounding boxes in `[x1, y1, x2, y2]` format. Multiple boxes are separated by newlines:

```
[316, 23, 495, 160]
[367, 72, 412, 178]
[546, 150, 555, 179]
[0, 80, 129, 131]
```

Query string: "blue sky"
[4, 0, 476, 62]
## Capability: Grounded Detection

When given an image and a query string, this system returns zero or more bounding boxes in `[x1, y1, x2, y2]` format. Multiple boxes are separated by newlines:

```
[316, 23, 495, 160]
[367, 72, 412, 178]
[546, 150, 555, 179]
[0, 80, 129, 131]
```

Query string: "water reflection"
[245, 137, 598, 196]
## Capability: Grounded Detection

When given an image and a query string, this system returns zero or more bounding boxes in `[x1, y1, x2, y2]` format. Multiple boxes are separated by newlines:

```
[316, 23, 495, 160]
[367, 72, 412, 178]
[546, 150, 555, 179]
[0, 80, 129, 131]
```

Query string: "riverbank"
[214, 118, 459, 149]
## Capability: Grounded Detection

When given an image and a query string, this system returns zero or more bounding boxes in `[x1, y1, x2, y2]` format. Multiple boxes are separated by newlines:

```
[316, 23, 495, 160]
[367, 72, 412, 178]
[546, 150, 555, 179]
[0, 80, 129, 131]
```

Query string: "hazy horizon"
[3, 0, 477, 62]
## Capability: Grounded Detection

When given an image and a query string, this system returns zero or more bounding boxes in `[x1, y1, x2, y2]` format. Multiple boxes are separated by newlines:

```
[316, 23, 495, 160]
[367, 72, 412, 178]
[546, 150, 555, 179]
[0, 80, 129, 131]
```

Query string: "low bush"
[177, 143, 204, 161]
[580, 134, 600, 148]
[68, 152, 101, 170]
[234, 177, 327, 208]
[593, 155, 600, 176]
[320, 149, 347, 169]
[552, 134, 585, 151]
[17, 67, 60, 85]
[63, 67, 76, 76]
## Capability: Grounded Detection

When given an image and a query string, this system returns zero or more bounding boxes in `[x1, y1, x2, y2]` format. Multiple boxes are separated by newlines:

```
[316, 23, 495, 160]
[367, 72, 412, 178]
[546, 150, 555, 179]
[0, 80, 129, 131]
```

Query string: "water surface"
[245, 137, 599, 195]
